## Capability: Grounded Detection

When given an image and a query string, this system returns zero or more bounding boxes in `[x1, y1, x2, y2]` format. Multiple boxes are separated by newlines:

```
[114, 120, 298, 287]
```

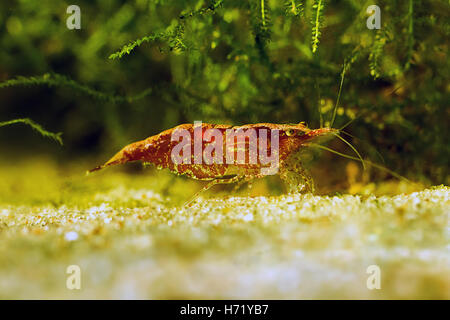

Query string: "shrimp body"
[91, 123, 335, 180]
[90, 122, 337, 202]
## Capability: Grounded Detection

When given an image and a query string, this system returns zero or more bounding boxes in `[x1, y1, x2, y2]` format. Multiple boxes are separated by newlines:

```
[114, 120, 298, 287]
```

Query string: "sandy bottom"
[0, 160, 448, 299]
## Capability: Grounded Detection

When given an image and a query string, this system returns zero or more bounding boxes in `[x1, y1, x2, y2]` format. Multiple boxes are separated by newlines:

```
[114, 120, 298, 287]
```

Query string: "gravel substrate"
[0, 169, 448, 299]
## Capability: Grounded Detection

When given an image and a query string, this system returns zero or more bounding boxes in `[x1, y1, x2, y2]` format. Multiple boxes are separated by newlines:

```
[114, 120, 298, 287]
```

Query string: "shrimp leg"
[280, 153, 315, 194]
[184, 175, 243, 207]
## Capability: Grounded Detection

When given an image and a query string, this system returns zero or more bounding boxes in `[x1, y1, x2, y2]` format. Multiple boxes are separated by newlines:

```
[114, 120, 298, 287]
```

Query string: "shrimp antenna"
[315, 78, 323, 128]
[330, 61, 347, 128]
[340, 130, 385, 164]
[332, 132, 366, 170]
[339, 130, 357, 139]
[310, 143, 413, 184]
[339, 107, 372, 131]
[339, 82, 407, 131]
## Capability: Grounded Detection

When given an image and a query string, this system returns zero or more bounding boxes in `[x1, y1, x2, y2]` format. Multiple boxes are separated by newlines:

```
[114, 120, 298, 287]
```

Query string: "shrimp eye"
[285, 129, 296, 136]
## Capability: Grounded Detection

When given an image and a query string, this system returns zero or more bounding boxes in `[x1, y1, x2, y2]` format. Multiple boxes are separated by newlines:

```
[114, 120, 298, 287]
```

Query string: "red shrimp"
[89, 122, 337, 203]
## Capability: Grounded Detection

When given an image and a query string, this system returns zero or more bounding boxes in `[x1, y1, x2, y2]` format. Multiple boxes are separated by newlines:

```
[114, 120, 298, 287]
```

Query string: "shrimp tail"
[87, 140, 147, 174]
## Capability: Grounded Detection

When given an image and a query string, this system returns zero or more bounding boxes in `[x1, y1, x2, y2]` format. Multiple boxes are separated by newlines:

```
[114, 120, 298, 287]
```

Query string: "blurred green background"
[0, 0, 449, 300]
[0, 0, 448, 188]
